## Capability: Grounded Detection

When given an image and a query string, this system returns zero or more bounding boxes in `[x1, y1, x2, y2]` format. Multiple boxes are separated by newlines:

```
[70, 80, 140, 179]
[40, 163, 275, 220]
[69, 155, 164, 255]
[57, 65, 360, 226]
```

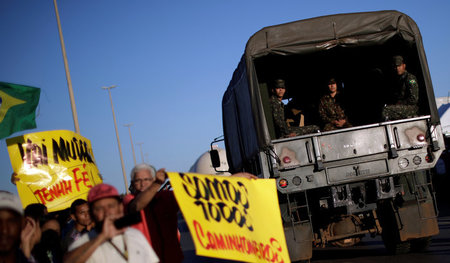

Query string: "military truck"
[213, 10, 445, 261]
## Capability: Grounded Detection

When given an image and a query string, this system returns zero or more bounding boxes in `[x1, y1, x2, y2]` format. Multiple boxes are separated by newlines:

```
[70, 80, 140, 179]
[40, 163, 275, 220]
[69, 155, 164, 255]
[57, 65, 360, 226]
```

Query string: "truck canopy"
[222, 10, 438, 172]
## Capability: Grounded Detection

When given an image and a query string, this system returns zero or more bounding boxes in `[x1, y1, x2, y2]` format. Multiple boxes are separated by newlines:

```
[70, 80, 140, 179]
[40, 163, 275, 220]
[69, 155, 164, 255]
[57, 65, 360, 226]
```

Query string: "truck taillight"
[283, 156, 291, 164]
[279, 179, 288, 188]
[417, 134, 425, 142]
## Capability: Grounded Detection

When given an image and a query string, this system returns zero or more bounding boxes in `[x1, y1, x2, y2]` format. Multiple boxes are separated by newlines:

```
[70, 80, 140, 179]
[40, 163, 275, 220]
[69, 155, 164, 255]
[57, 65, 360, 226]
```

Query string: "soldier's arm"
[318, 97, 335, 124]
[406, 76, 419, 105]
[271, 100, 290, 136]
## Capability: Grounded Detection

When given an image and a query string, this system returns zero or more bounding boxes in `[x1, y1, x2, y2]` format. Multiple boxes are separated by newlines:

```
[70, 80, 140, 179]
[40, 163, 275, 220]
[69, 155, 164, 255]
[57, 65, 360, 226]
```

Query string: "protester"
[129, 166, 258, 263]
[22, 203, 46, 261]
[65, 183, 158, 263]
[61, 199, 94, 252]
[122, 163, 155, 244]
[128, 167, 181, 263]
[0, 191, 32, 263]
[32, 213, 63, 263]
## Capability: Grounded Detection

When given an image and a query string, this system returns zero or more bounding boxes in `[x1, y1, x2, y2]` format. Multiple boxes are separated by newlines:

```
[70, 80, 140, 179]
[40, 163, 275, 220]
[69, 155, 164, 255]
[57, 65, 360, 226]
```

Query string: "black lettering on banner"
[180, 172, 254, 231]
[17, 138, 49, 168]
[53, 137, 94, 164]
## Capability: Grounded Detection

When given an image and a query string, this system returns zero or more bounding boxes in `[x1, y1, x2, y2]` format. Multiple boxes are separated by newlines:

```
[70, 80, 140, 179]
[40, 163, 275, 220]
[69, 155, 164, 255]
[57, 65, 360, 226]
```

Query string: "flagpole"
[53, 0, 80, 134]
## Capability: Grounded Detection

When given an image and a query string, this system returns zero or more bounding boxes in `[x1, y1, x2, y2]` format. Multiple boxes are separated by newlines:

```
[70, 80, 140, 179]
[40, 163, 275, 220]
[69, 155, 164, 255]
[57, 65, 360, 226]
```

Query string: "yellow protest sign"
[7, 130, 102, 212]
[167, 172, 290, 263]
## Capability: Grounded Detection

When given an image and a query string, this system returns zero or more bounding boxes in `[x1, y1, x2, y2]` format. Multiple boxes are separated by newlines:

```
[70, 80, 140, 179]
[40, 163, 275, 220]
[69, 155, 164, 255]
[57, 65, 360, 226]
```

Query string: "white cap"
[0, 191, 23, 215]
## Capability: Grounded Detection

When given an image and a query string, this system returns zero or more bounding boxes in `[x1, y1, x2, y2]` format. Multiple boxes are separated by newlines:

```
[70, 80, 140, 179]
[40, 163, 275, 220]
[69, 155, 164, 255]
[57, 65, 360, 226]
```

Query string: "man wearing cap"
[319, 78, 352, 131]
[269, 78, 319, 138]
[65, 184, 159, 263]
[0, 191, 31, 263]
[382, 55, 419, 120]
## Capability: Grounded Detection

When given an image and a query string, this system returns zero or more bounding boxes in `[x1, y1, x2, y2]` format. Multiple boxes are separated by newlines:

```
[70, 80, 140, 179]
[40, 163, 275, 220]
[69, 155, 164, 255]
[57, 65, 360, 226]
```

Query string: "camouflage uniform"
[382, 71, 419, 121]
[319, 93, 352, 131]
[270, 95, 319, 138]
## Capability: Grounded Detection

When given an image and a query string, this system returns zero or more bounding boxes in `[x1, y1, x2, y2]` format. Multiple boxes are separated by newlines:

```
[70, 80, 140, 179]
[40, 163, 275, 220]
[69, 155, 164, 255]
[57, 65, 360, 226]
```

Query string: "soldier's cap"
[0, 191, 23, 216]
[274, 79, 286, 90]
[393, 55, 404, 66]
[328, 78, 336, 85]
[87, 183, 120, 203]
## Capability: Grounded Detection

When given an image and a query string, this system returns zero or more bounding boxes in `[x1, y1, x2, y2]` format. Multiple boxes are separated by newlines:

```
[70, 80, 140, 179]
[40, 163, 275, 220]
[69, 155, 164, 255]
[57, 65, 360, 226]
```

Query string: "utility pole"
[102, 85, 128, 194]
[137, 142, 144, 163]
[124, 123, 137, 166]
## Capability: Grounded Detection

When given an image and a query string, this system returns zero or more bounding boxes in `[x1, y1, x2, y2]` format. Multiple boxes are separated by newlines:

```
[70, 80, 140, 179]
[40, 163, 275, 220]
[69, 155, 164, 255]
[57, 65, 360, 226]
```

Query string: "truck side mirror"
[210, 149, 221, 168]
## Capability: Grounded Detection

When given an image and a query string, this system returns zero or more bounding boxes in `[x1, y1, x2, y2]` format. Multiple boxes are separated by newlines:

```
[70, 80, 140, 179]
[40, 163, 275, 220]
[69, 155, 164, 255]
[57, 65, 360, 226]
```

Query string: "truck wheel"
[383, 239, 411, 255]
[410, 237, 432, 252]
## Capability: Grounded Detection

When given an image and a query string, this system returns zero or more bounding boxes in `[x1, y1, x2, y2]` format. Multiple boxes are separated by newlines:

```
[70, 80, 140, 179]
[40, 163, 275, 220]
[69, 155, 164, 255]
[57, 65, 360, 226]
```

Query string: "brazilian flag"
[0, 82, 40, 139]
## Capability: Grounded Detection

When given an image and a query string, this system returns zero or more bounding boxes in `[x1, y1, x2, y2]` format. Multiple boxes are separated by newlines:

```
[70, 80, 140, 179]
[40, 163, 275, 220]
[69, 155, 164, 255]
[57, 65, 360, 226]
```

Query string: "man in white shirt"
[65, 184, 159, 263]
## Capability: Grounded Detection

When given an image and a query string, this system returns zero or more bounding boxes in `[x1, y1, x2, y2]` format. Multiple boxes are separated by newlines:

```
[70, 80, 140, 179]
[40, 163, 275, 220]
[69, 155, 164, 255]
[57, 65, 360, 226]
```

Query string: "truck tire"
[378, 200, 411, 254]
[410, 237, 432, 252]
[382, 238, 411, 255]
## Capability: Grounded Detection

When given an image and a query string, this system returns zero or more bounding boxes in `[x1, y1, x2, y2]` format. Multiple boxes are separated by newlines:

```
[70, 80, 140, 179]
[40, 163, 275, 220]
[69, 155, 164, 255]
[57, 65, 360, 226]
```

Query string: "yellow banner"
[7, 130, 102, 212]
[167, 172, 290, 263]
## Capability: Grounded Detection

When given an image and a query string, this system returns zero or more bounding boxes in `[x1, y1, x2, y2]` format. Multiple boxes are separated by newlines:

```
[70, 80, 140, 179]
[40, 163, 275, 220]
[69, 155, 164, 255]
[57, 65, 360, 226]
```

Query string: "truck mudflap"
[284, 223, 313, 262]
[377, 170, 439, 254]
[397, 201, 439, 241]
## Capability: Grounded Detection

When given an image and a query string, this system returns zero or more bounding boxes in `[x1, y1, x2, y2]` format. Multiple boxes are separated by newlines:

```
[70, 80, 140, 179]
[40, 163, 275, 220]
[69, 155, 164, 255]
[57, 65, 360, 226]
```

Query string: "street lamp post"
[102, 85, 129, 194]
[124, 123, 137, 166]
[137, 142, 144, 163]
[53, 0, 80, 134]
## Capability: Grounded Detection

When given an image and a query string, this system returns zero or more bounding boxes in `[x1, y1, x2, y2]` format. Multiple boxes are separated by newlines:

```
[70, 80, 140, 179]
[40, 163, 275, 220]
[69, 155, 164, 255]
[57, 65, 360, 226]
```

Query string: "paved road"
[309, 200, 450, 263]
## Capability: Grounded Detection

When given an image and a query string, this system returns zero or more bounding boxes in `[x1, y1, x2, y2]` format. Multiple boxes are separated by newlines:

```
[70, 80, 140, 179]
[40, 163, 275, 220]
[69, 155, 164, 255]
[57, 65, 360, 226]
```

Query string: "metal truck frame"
[216, 10, 445, 261]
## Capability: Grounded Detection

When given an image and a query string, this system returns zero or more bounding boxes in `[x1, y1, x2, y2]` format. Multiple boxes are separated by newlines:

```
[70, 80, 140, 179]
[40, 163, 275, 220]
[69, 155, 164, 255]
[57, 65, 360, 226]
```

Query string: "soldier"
[382, 55, 419, 120]
[319, 78, 352, 131]
[269, 79, 319, 138]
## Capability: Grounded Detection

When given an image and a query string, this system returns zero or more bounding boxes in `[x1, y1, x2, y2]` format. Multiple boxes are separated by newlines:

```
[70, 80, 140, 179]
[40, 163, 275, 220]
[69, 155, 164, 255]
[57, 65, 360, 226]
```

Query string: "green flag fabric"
[0, 82, 40, 139]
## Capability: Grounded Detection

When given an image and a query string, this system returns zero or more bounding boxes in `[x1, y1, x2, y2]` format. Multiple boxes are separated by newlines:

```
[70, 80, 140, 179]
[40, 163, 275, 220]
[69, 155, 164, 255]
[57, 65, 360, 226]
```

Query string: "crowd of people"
[270, 55, 420, 138]
[1, 164, 177, 263]
[1, 165, 257, 263]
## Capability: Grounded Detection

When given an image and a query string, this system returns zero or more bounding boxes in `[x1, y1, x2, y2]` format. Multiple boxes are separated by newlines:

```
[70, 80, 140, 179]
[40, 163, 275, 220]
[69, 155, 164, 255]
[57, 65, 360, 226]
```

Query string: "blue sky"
[1, 0, 450, 195]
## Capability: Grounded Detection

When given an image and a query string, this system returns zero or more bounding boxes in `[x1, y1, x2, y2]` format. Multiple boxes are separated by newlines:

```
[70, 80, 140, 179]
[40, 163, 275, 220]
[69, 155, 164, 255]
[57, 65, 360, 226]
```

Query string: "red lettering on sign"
[33, 180, 74, 206]
[192, 220, 285, 262]
[72, 164, 92, 192]
[32, 164, 92, 206]
[193, 220, 207, 249]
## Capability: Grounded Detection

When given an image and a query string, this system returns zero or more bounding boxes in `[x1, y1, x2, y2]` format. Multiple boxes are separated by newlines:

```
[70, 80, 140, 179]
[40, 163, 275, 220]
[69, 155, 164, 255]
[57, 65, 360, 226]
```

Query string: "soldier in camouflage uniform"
[382, 55, 419, 121]
[270, 79, 319, 138]
[319, 78, 352, 131]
